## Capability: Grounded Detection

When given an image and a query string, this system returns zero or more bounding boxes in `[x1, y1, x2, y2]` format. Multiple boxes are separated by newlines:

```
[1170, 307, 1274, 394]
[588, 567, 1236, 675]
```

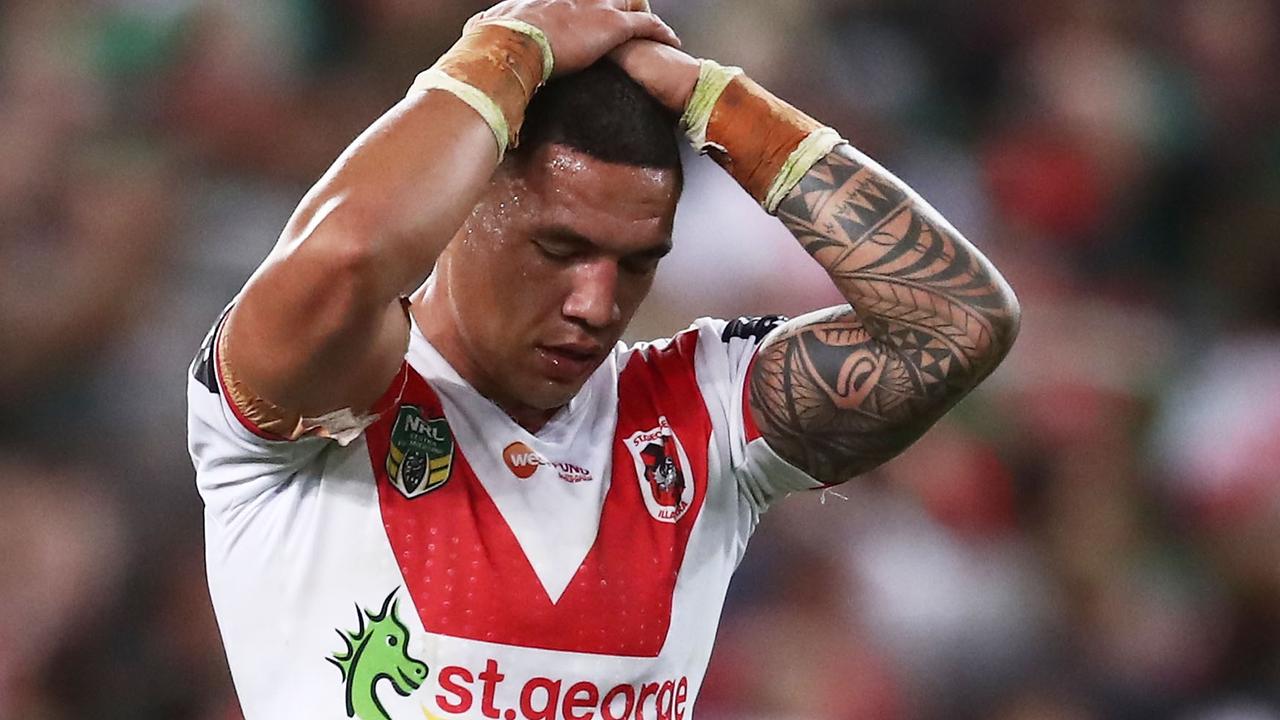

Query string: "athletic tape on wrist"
[681, 61, 848, 214]
[483, 18, 554, 82]
[406, 21, 549, 161]
[409, 69, 512, 159]
[679, 60, 742, 153]
[762, 127, 845, 213]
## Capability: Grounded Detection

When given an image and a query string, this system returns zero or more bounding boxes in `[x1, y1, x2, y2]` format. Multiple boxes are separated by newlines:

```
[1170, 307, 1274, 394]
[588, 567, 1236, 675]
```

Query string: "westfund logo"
[502, 442, 593, 484]
[503, 442, 541, 479]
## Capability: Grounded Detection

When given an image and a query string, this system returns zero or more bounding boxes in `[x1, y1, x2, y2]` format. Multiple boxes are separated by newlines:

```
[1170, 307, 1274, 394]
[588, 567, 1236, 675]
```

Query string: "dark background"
[2, 0, 1278, 718]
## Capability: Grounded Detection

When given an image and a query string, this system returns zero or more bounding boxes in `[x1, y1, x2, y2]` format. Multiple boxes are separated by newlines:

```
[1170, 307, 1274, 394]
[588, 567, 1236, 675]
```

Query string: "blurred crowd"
[1, 0, 1277, 718]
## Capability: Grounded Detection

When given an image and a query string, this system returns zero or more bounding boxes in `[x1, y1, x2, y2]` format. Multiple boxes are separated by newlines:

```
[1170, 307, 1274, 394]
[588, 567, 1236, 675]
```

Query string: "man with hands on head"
[187, 1, 1019, 718]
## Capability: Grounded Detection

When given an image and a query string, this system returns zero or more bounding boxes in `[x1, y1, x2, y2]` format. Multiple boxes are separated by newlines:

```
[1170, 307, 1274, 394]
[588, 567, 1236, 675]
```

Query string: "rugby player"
[187, 1, 1020, 718]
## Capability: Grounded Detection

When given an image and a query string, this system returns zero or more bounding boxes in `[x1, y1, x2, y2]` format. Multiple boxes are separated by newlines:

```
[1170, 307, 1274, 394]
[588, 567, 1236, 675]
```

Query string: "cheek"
[456, 241, 568, 330]
[453, 227, 526, 298]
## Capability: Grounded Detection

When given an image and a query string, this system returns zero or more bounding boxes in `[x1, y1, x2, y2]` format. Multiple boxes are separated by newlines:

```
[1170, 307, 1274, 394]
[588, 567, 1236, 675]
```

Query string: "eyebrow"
[542, 225, 673, 260]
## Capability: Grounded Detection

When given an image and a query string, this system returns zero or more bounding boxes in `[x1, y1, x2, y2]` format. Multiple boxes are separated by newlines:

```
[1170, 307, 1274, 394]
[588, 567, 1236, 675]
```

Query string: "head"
[429, 61, 682, 421]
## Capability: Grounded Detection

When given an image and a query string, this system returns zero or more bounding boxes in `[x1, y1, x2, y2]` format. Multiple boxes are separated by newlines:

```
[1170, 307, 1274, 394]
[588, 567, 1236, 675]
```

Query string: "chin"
[529, 386, 583, 410]
[523, 377, 591, 411]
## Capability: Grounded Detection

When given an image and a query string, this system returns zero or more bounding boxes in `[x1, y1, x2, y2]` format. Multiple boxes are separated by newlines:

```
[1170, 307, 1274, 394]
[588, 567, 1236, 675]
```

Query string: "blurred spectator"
[0, 455, 128, 719]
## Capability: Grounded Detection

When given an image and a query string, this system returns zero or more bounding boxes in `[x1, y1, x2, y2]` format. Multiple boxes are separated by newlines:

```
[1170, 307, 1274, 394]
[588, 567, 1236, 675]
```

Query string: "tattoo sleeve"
[751, 145, 1020, 484]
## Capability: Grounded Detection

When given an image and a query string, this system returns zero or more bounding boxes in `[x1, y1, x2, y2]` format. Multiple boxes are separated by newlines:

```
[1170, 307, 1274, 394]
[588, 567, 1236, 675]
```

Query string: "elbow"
[955, 275, 1021, 376]
[981, 284, 1021, 371]
[996, 286, 1022, 350]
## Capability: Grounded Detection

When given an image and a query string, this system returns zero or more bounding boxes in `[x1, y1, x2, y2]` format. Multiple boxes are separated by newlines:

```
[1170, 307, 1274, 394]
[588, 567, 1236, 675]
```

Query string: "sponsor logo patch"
[503, 441, 540, 480]
[386, 405, 453, 498]
[432, 659, 690, 720]
[626, 417, 694, 523]
[502, 441, 593, 484]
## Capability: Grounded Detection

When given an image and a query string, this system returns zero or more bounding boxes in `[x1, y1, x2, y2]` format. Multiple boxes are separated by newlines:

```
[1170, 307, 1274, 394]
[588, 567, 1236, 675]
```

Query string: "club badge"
[626, 416, 694, 523]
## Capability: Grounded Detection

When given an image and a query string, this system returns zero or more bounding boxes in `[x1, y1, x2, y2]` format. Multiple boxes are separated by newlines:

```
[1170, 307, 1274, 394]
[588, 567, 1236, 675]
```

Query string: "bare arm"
[221, 91, 498, 419]
[750, 145, 1020, 484]
[609, 41, 1018, 484]
[609, 41, 1019, 484]
[221, 1, 680, 421]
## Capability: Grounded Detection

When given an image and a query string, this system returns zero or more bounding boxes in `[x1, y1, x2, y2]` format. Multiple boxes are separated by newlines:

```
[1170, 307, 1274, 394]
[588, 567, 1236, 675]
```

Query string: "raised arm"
[219, 1, 679, 434]
[612, 41, 1020, 485]
[754, 147, 1019, 483]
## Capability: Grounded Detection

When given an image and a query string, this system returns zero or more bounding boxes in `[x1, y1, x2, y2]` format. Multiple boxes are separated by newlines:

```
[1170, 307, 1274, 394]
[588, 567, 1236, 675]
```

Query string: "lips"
[536, 343, 605, 383]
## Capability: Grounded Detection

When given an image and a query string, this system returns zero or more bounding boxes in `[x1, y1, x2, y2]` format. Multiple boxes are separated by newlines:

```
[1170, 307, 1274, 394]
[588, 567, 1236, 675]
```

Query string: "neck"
[502, 405, 557, 434]
[410, 290, 559, 434]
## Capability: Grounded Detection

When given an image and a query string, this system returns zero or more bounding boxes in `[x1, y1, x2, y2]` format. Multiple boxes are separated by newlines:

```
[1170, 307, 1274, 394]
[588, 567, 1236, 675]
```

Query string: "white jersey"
[187, 312, 820, 720]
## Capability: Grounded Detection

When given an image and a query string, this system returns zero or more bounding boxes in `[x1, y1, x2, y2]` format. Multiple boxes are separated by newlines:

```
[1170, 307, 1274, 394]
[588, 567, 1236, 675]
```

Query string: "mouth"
[535, 343, 605, 383]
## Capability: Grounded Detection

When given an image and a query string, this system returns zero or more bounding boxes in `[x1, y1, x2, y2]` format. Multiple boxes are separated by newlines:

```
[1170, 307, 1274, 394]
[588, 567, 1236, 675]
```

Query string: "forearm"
[224, 92, 497, 417]
[745, 145, 1020, 480]
[279, 91, 500, 300]
[677, 60, 1019, 481]
[776, 144, 1020, 379]
[224, 20, 548, 418]
[678, 61, 1017, 353]
[276, 21, 549, 303]
[223, 93, 497, 421]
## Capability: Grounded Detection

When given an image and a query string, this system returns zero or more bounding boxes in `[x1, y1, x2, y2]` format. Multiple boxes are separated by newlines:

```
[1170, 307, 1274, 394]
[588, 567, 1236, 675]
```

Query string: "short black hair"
[508, 60, 681, 171]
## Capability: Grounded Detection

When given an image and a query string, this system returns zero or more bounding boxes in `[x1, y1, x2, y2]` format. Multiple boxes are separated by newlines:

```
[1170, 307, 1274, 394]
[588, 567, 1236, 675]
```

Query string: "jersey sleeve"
[688, 316, 824, 515]
[185, 307, 407, 521]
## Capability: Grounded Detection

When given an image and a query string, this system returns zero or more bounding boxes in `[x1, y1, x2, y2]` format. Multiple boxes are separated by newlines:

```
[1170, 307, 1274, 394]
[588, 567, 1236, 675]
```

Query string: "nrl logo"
[625, 416, 694, 523]
[386, 405, 453, 499]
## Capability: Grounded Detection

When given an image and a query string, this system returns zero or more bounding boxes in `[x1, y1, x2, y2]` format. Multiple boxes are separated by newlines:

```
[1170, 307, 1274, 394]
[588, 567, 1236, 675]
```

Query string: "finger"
[621, 11, 681, 47]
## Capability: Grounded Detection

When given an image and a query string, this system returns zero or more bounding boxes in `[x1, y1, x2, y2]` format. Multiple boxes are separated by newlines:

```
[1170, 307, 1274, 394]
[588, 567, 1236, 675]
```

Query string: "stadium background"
[2, 0, 1278, 718]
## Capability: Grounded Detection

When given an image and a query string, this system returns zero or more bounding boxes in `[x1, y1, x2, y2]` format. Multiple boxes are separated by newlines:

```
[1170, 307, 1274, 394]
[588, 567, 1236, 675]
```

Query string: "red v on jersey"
[367, 330, 711, 657]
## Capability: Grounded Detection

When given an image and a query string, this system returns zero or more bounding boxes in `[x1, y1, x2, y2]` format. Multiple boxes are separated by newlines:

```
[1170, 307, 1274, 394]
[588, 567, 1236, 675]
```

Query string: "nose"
[562, 258, 621, 330]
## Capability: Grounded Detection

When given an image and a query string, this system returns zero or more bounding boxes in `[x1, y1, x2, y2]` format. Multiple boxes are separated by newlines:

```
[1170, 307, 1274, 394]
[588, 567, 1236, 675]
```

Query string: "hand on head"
[608, 39, 701, 115]
[467, 0, 681, 78]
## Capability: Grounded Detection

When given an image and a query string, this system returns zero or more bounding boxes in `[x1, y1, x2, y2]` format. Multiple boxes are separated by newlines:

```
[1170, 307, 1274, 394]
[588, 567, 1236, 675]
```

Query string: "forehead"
[508, 145, 681, 231]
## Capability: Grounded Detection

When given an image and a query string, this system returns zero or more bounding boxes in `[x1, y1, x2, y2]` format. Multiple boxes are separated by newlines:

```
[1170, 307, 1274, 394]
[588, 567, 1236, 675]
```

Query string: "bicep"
[221, 234, 411, 427]
[747, 305, 961, 485]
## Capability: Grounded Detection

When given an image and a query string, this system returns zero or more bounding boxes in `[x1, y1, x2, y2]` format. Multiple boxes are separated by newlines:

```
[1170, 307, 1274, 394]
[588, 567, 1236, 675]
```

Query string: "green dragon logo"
[328, 589, 429, 720]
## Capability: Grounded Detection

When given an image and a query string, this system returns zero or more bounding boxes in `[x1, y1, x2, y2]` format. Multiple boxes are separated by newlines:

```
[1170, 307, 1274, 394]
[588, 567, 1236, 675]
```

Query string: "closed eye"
[533, 238, 581, 262]
[533, 229, 670, 273]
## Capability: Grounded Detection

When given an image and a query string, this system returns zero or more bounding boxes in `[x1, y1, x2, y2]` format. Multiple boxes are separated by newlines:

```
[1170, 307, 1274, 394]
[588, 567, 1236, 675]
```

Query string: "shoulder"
[719, 315, 788, 345]
[611, 315, 789, 412]
[618, 315, 789, 367]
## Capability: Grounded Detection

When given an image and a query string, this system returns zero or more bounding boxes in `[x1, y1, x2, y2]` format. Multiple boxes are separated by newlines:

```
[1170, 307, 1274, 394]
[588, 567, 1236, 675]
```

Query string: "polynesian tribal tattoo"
[751, 145, 1020, 485]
